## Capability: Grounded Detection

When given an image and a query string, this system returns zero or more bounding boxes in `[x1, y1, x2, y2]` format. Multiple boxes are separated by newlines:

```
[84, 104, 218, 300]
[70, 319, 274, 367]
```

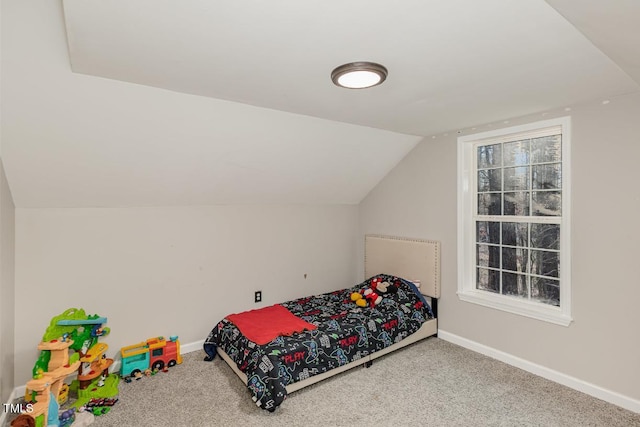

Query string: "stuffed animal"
[351, 277, 400, 307]
[371, 277, 382, 286]
[376, 280, 398, 295]
[351, 277, 384, 307]
[11, 414, 35, 427]
[350, 291, 368, 307]
[363, 287, 382, 306]
[350, 288, 382, 307]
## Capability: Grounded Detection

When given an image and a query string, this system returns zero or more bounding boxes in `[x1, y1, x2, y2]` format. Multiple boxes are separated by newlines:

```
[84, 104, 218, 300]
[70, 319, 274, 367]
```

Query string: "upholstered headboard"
[364, 234, 441, 299]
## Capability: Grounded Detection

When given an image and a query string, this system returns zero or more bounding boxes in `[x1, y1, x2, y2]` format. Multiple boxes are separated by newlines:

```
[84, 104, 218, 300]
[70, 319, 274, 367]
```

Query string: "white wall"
[359, 92, 640, 403]
[14, 205, 358, 386]
[0, 159, 15, 403]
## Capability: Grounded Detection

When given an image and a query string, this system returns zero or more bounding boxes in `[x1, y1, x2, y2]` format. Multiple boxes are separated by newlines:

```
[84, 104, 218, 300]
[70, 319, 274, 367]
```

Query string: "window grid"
[475, 222, 561, 305]
[458, 116, 571, 326]
[474, 134, 562, 307]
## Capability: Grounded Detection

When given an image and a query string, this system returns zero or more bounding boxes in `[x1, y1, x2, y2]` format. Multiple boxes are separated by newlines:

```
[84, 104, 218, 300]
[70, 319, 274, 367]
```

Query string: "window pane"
[531, 277, 560, 306]
[531, 250, 559, 278]
[502, 222, 528, 247]
[502, 272, 528, 298]
[468, 122, 566, 317]
[477, 221, 500, 244]
[531, 223, 560, 250]
[478, 193, 501, 215]
[478, 169, 502, 192]
[504, 192, 529, 216]
[503, 140, 530, 166]
[531, 135, 561, 164]
[477, 144, 502, 169]
[477, 244, 500, 268]
[532, 164, 561, 190]
[502, 247, 528, 273]
[504, 166, 529, 191]
[477, 267, 499, 293]
[532, 191, 561, 216]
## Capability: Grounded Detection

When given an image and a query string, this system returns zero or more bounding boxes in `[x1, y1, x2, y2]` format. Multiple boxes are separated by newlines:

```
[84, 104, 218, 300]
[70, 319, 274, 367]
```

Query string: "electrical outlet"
[254, 291, 262, 303]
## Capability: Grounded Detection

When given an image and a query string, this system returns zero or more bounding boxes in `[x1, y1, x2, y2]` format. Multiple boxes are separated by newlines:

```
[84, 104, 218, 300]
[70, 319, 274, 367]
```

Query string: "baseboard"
[438, 330, 640, 414]
[1, 339, 206, 425]
[179, 339, 204, 355]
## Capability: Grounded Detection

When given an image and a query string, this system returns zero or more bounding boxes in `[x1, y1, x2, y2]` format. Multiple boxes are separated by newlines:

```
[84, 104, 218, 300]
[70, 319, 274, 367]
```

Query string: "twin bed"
[203, 235, 441, 411]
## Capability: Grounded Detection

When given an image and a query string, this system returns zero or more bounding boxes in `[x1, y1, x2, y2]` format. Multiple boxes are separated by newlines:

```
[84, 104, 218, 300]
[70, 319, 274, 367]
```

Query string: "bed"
[203, 235, 440, 411]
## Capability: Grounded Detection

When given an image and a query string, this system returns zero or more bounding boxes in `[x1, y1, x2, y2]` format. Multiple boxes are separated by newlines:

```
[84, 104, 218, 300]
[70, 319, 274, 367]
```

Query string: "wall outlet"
[254, 291, 262, 303]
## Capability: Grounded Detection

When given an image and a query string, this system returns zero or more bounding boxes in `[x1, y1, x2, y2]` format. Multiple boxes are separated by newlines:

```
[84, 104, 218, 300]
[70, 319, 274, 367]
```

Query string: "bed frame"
[217, 234, 441, 394]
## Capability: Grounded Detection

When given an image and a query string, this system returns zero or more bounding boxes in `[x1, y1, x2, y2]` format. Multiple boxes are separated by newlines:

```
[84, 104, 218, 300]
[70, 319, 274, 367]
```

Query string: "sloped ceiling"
[545, 0, 640, 85]
[1, 0, 638, 208]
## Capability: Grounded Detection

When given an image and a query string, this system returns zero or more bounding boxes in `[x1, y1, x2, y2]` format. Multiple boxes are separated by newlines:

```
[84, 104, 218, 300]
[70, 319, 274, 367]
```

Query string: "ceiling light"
[331, 62, 388, 89]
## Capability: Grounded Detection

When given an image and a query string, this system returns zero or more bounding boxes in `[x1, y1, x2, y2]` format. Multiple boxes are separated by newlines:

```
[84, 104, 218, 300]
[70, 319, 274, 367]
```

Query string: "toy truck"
[120, 335, 182, 377]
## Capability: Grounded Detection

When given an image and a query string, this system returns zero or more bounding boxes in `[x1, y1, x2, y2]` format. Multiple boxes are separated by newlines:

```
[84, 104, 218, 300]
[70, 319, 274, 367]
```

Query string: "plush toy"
[351, 277, 396, 307]
[363, 288, 382, 306]
[371, 276, 383, 287]
[350, 291, 367, 307]
[350, 288, 381, 307]
[11, 414, 35, 427]
[376, 280, 398, 295]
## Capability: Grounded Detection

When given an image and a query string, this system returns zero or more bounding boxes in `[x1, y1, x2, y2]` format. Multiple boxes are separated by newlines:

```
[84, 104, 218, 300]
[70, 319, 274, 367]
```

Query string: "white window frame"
[457, 117, 572, 326]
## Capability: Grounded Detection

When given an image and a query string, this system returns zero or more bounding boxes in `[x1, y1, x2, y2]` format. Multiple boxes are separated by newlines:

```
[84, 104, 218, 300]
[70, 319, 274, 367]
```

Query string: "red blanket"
[226, 304, 317, 345]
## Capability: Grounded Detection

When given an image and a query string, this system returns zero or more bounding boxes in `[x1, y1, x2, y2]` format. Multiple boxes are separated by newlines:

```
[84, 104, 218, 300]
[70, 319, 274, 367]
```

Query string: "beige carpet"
[5, 338, 640, 427]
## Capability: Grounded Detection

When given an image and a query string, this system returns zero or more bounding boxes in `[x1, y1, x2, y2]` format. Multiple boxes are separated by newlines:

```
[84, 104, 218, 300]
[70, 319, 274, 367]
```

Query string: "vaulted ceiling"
[1, 0, 638, 208]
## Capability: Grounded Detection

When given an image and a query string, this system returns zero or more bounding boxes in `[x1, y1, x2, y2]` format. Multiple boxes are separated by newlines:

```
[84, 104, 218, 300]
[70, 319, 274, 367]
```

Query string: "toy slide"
[37, 339, 74, 375]
[25, 355, 80, 422]
[80, 343, 108, 363]
[78, 343, 113, 386]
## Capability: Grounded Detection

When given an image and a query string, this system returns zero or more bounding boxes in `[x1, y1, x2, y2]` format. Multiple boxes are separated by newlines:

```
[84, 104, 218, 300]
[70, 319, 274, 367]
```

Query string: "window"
[457, 117, 571, 326]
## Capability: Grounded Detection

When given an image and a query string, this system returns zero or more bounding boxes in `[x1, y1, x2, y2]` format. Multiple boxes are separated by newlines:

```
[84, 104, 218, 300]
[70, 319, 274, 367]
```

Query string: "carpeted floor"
[94, 338, 640, 427]
[5, 338, 640, 427]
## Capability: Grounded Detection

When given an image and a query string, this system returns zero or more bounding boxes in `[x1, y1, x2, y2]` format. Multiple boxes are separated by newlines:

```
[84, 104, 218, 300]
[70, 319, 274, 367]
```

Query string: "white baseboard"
[438, 330, 640, 414]
[180, 339, 204, 355]
[1, 339, 206, 425]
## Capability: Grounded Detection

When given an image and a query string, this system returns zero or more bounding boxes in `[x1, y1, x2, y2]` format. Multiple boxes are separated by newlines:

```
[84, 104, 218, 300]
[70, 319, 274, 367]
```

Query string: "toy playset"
[17, 308, 119, 427]
[14, 309, 185, 426]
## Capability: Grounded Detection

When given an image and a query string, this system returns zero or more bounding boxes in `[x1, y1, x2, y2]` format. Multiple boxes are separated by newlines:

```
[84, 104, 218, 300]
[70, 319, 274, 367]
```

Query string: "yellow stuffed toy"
[351, 291, 368, 307]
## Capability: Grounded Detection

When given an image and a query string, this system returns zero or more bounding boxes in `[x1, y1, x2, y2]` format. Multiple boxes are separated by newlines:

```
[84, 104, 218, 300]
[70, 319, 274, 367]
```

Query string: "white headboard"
[364, 235, 441, 299]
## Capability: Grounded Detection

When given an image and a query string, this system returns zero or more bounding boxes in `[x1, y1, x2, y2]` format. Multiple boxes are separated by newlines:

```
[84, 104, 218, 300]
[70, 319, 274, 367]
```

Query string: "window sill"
[457, 290, 572, 326]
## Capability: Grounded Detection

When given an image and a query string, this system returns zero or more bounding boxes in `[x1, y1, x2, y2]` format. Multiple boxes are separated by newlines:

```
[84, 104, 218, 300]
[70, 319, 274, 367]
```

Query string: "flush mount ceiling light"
[331, 62, 388, 89]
